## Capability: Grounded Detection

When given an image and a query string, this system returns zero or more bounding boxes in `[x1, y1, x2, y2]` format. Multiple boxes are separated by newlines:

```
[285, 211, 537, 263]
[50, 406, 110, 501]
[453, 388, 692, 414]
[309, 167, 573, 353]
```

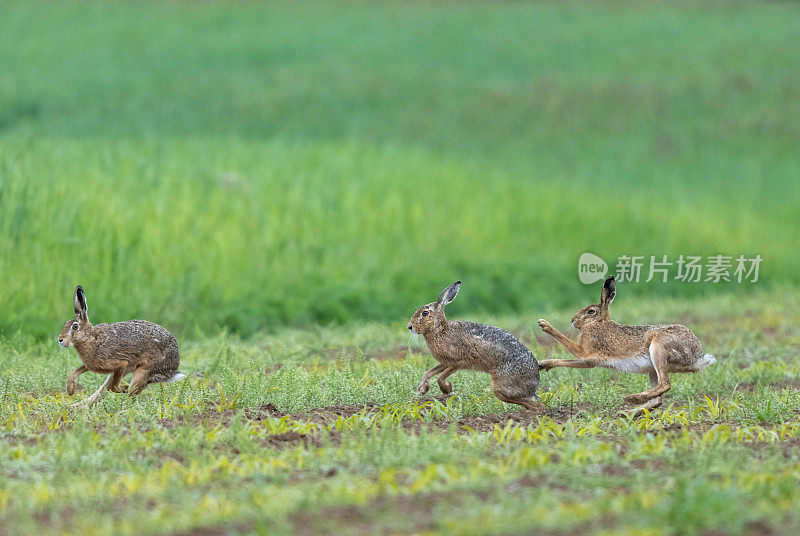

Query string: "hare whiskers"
[407, 332, 422, 348]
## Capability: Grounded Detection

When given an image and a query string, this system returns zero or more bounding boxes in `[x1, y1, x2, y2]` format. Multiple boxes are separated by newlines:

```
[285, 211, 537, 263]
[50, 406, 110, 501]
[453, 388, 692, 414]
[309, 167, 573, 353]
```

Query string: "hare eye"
[587, 310, 595, 315]
[421, 310, 429, 317]
[72, 323, 79, 329]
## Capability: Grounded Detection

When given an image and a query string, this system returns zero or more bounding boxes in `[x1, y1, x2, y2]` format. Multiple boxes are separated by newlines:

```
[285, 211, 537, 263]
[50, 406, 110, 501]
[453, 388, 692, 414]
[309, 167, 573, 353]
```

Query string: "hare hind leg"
[493, 375, 544, 412]
[127, 367, 152, 396]
[625, 342, 671, 405]
[623, 371, 663, 418]
[437, 366, 458, 394]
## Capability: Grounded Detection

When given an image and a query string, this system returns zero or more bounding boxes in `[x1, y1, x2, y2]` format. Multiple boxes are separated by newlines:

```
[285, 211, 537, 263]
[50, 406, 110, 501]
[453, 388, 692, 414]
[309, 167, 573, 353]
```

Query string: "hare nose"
[407, 324, 413, 331]
[58, 338, 63, 342]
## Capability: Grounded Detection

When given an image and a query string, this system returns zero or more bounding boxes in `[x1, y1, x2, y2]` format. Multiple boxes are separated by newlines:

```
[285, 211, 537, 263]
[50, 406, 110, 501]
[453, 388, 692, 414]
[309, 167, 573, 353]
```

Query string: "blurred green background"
[1, 1, 798, 338]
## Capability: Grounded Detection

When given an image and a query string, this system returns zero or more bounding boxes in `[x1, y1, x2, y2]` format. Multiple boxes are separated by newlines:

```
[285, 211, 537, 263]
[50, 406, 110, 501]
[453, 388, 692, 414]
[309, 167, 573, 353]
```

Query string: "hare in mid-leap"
[537, 275, 715, 414]
[408, 281, 542, 411]
[59, 285, 186, 406]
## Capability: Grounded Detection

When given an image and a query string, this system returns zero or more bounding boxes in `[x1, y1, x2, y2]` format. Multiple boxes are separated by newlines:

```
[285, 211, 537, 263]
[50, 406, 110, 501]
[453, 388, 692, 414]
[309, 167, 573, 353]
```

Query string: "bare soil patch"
[291, 489, 488, 536]
[150, 396, 600, 449]
[452, 402, 596, 433]
[169, 524, 252, 536]
[291, 483, 616, 536]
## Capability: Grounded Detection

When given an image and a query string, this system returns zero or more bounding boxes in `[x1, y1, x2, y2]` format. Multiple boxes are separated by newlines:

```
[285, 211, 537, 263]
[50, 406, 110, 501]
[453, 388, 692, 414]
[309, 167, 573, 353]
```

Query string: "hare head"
[59, 285, 92, 347]
[572, 275, 616, 329]
[408, 281, 461, 336]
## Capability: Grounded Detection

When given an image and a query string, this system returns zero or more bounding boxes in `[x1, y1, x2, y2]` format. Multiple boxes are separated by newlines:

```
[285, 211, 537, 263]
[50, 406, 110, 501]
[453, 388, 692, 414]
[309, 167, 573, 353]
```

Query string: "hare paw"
[72, 392, 104, 408]
[416, 381, 431, 396]
[537, 360, 555, 372]
[66, 381, 83, 396]
[109, 382, 129, 394]
[625, 393, 650, 404]
[618, 407, 645, 419]
[438, 380, 453, 394]
[537, 319, 553, 333]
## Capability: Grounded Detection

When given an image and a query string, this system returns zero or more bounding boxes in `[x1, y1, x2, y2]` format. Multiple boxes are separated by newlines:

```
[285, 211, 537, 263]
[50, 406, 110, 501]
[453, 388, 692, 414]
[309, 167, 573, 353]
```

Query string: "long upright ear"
[435, 280, 461, 308]
[74, 285, 88, 319]
[600, 275, 616, 310]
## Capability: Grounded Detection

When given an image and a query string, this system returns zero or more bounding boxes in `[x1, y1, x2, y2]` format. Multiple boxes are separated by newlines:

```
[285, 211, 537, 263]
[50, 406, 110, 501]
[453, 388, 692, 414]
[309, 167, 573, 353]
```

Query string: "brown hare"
[59, 285, 185, 406]
[537, 275, 715, 415]
[408, 281, 542, 412]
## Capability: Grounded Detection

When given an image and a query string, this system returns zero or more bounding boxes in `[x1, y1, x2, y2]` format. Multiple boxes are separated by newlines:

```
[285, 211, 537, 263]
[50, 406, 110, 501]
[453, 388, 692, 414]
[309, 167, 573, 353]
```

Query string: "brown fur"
[59, 285, 183, 406]
[408, 281, 541, 412]
[537, 275, 715, 415]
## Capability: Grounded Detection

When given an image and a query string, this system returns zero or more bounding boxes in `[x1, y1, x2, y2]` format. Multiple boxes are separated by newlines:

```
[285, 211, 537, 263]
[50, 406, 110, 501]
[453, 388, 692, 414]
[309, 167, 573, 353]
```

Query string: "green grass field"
[2, 0, 799, 337]
[2, 1, 799, 534]
[3, 293, 800, 535]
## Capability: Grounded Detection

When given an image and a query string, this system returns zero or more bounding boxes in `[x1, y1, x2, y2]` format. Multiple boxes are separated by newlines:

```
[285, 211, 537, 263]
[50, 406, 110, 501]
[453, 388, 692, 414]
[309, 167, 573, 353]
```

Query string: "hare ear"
[74, 285, 88, 319]
[600, 275, 616, 310]
[436, 281, 461, 308]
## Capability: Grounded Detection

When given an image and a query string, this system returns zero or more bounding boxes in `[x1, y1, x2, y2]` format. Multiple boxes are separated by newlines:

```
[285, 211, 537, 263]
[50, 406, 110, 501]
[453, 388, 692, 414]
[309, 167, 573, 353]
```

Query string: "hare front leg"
[437, 366, 458, 394]
[417, 363, 447, 396]
[625, 342, 671, 404]
[108, 368, 128, 393]
[538, 358, 599, 371]
[537, 320, 587, 357]
[66, 364, 88, 395]
[72, 372, 115, 407]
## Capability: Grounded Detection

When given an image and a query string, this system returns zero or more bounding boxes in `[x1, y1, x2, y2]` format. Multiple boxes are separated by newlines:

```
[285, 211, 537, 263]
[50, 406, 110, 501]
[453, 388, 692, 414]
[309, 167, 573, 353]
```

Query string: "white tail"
[168, 372, 187, 383]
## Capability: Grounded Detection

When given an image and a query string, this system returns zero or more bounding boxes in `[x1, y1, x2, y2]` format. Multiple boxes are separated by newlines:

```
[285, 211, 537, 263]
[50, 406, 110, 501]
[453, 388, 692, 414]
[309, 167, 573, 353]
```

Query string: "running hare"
[408, 281, 542, 411]
[537, 275, 715, 414]
[59, 285, 185, 406]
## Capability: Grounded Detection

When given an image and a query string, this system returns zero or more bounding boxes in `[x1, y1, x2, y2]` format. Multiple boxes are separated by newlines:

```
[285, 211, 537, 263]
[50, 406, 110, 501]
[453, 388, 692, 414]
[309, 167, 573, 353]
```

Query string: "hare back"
[76, 320, 179, 373]
[97, 320, 178, 351]
[427, 321, 538, 374]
